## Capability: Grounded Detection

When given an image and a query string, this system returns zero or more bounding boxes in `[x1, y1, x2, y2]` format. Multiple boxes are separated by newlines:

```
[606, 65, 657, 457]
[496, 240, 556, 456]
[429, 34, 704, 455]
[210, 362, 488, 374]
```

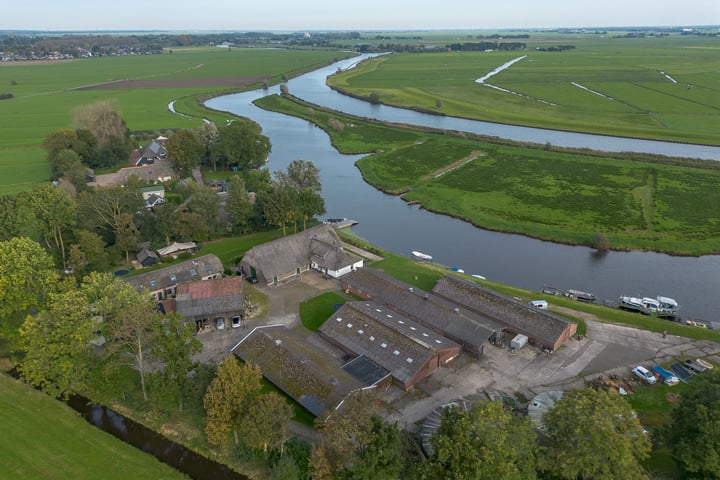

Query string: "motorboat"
[411, 251, 433, 261]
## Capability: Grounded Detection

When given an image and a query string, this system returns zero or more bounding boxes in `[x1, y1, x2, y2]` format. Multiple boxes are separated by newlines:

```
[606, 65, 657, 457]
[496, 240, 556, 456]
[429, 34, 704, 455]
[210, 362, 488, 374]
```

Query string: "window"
[422, 333, 429, 337]
[190, 268, 198, 276]
[381, 343, 387, 348]
[169, 274, 176, 282]
[369, 336, 375, 341]
[410, 326, 417, 331]
[347, 323, 353, 328]
[149, 280, 157, 288]
[406, 358, 414, 363]
[393, 350, 400, 356]
[336, 317, 342, 322]
[398, 320, 404, 324]
[357, 329, 364, 335]
[435, 340, 442, 344]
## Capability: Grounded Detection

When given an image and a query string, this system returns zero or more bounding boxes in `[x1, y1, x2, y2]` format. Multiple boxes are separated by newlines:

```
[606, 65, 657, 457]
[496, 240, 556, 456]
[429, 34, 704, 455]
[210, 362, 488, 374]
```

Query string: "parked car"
[632, 365, 657, 384]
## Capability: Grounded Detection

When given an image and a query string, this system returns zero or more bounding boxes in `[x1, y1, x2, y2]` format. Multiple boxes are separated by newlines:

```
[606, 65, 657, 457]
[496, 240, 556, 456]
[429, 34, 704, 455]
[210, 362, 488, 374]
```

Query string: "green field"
[328, 35, 720, 145]
[0, 374, 188, 480]
[0, 47, 352, 196]
[256, 94, 720, 255]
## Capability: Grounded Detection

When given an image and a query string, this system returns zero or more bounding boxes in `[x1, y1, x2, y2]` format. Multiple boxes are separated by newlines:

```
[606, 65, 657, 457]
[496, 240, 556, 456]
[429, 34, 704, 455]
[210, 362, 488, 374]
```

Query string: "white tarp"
[157, 241, 197, 257]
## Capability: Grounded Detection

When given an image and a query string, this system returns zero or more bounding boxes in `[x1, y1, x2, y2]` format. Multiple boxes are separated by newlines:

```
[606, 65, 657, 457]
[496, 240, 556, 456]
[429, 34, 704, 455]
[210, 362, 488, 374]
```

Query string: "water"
[206, 54, 720, 322]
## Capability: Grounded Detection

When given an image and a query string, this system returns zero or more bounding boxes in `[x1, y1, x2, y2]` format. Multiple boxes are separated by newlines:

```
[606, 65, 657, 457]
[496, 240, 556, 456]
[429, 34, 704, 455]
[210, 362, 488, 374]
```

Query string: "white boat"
[619, 295, 679, 317]
[411, 251, 432, 261]
[472, 274, 486, 280]
[449, 267, 464, 273]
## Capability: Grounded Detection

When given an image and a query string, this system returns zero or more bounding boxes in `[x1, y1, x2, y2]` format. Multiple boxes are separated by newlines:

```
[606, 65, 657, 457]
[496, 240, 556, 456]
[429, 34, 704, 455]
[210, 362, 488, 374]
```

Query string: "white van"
[529, 300, 548, 310]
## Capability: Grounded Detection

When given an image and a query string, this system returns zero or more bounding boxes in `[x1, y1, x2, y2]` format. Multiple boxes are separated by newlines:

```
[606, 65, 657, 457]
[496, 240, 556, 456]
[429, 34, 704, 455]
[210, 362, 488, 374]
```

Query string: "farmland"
[328, 34, 720, 145]
[256, 94, 720, 255]
[0, 47, 352, 195]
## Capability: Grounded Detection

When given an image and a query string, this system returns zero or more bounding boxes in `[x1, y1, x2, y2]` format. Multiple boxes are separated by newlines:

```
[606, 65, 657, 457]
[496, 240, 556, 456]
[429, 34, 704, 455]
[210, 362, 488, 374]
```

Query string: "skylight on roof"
[398, 320, 404, 324]
[369, 336, 375, 341]
[205, 264, 212, 271]
[170, 274, 176, 281]
[410, 327, 417, 331]
[393, 350, 400, 355]
[375, 308, 382, 312]
[336, 317, 342, 322]
[386, 314, 392, 318]
[347, 323, 353, 328]
[406, 358, 414, 363]
[381, 343, 387, 348]
[150, 280, 157, 287]
[435, 340, 442, 344]
[190, 268, 198, 276]
[422, 333, 429, 337]
[357, 329, 364, 335]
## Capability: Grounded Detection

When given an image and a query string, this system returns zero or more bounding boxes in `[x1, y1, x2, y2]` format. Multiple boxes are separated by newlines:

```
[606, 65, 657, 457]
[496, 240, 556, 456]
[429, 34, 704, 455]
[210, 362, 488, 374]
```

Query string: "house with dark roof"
[319, 302, 462, 390]
[340, 268, 501, 358]
[135, 138, 168, 166]
[136, 247, 159, 268]
[432, 275, 577, 351]
[175, 276, 244, 333]
[124, 254, 224, 301]
[232, 325, 370, 417]
[240, 224, 363, 286]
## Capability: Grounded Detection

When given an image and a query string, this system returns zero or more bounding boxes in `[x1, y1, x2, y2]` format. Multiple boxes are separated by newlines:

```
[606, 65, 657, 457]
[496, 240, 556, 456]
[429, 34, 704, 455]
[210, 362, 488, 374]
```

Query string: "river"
[205, 54, 720, 323]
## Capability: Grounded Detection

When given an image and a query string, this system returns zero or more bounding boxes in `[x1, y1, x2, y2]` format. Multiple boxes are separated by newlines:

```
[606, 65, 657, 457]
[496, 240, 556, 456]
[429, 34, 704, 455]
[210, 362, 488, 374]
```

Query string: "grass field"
[257, 94, 720, 255]
[0, 374, 188, 480]
[0, 47, 352, 196]
[328, 34, 720, 145]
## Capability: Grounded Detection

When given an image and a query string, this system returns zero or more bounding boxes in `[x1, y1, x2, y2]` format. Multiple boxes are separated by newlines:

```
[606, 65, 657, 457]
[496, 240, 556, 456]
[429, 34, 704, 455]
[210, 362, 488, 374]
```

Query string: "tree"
[77, 184, 142, 246]
[340, 416, 403, 480]
[421, 401, 537, 480]
[539, 388, 651, 480]
[309, 444, 335, 480]
[280, 84, 289, 95]
[18, 289, 99, 399]
[114, 212, 140, 264]
[194, 122, 220, 171]
[670, 370, 720, 479]
[72, 100, 131, 167]
[150, 313, 202, 413]
[225, 175, 253, 233]
[369, 91, 381, 104]
[0, 237, 59, 346]
[103, 284, 160, 401]
[278, 160, 321, 192]
[296, 187, 325, 231]
[238, 391, 294, 454]
[51, 149, 88, 191]
[211, 121, 271, 171]
[18, 183, 77, 267]
[188, 183, 220, 233]
[166, 129, 204, 179]
[592, 232, 610, 250]
[204, 357, 262, 446]
[67, 229, 109, 276]
[0, 195, 20, 241]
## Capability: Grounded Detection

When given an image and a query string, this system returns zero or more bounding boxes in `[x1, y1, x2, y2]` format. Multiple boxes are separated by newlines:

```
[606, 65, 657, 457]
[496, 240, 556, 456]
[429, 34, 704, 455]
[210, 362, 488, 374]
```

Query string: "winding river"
[206, 54, 720, 323]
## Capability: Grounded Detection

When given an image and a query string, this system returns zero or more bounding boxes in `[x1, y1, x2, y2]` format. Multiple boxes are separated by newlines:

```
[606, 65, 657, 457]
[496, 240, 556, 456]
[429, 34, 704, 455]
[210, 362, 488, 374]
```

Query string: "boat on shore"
[412, 251, 433, 261]
[619, 295, 679, 319]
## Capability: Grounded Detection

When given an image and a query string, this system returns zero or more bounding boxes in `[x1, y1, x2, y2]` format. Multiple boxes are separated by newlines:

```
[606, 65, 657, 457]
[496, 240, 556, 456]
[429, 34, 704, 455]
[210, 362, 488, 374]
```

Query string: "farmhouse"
[124, 254, 224, 301]
[88, 158, 175, 187]
[134, 137, 168, 166]
[232, 325, 371, 417]
[340, 268, 501, 358]
[432, 275, 577, 351]
[141, 185, 165, 209]
[319, 301, 462, 390]
[240, 224, 362, 286]
[175, 276, 244, 333]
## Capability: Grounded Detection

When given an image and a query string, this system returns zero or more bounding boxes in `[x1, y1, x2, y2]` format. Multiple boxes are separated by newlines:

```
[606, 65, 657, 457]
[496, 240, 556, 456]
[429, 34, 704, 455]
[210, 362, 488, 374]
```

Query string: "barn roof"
[125, 254, 224, 292]
[175, 277, 244, 318]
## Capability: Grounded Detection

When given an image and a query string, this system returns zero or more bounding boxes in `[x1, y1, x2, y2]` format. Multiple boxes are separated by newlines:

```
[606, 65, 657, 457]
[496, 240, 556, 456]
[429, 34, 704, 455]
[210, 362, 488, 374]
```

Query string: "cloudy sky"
[3, 0, 718, 31]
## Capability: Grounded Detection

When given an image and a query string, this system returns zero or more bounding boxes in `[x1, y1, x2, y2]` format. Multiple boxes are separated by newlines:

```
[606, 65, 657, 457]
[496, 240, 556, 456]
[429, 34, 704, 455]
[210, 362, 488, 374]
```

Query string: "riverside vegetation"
[255, 94, 720, 256]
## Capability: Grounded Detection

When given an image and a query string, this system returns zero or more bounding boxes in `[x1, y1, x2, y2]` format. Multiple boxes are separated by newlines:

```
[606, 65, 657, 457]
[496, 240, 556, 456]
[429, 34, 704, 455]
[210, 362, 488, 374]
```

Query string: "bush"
[369, 91, 381, 104]
[592, 232, 610, 250]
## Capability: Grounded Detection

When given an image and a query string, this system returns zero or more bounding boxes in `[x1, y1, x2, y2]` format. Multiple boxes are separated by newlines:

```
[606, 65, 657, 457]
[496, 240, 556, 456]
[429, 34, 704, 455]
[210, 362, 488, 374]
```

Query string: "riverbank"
[253, 93, 720, 256]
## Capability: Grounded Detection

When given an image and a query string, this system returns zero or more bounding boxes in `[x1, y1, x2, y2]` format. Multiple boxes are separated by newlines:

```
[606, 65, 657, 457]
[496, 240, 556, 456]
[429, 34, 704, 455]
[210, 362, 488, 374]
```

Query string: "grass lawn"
[328, 34, 720, 145]
[258, 94, 720, 256]
[299, 291, 349, 331]
[0, 374, 188, 480]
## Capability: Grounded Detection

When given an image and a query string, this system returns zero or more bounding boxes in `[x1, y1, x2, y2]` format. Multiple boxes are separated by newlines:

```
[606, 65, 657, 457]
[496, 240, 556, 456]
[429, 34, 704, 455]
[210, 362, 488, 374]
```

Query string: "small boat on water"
[411, 251, 433, 261]
[449, 267, 464, 273]
[472, 274, 486, 280]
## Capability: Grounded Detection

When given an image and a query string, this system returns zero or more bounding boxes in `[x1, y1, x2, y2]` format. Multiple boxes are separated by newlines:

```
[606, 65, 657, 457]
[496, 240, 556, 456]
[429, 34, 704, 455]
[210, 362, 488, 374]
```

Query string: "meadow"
[256, 94, 720, 255]
[0, 47, 351, 195]
[0, 374, 188, 480]
[328, 34, 720, 145]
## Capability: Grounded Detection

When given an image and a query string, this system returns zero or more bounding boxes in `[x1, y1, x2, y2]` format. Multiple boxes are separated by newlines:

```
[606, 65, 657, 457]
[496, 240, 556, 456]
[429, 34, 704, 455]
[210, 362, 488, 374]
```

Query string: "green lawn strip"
[327, 36, 720, 145]
[299, 291, 349, 332]
[259, 94, 720, 255]
[0, 374, 188, 480]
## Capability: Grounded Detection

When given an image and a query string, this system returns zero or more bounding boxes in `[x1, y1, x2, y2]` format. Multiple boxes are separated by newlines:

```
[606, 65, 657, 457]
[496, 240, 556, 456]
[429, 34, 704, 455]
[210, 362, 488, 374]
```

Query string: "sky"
[2, 0, 718, 32]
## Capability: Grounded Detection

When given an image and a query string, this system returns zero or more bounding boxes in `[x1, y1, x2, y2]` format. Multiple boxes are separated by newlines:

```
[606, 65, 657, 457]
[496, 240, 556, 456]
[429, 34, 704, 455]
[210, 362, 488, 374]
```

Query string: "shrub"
[592, 232, 610, 250]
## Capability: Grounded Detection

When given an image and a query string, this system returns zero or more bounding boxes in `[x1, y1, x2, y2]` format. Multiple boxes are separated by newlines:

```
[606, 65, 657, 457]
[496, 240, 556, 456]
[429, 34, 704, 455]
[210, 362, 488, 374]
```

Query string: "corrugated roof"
[125, 254, 224, 293]
[342, 269, 500, 350]
[320, 302, 460, 385]
[175, 277, 244, 318]
[232, 326, 363, 417]
[432, 275, 574, 346]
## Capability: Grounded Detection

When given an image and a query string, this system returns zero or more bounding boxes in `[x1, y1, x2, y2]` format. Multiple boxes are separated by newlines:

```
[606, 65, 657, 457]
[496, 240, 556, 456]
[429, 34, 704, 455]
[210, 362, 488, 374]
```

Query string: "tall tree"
[204, 357, 262, 447]
[66, 229, 109, 276]
[103, 285, 159, 401]
[238, 391, 294, 455]
[194, 122, 220, 171]
[0, 195, 20, 241]
[539, 388, 651, 480]
[421, 401, 536, 480]
[18, 289, 99, 399]
[296, 187, 325, 231]
[188, 183, 220, 232]
[114, 212, 140, 264]
[212, 121, 271, 171]
[166, 129, 204, 179]
[0, 237, 59, 346]
[225, 175, 253, 233]
[18, 183, 77, 267]
[276, 160, 321, 192]
[150, 313, 202, 413]
[340, 416, 403, 480]
[670, 370, 720, 479]
[72, 100, 131, 167]
[77, 184, 142, 245]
